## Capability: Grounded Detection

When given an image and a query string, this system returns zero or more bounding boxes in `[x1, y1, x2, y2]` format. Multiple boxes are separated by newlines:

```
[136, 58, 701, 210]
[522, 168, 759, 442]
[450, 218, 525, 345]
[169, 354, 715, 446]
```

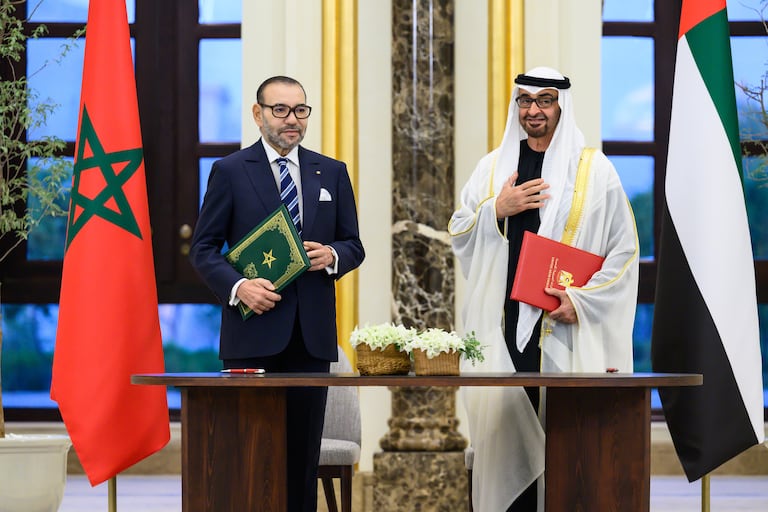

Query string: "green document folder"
[224, 205, 310, 320]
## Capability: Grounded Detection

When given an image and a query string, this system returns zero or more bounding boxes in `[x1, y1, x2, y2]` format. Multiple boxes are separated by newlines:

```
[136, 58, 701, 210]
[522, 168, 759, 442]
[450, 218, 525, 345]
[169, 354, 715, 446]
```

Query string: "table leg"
[181, 386, 287, 512]
[545, 386, 651, 512]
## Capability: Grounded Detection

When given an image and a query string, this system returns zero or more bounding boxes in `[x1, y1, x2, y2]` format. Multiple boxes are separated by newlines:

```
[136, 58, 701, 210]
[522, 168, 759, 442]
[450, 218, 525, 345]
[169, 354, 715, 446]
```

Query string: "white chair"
[318, 347, 361, 512]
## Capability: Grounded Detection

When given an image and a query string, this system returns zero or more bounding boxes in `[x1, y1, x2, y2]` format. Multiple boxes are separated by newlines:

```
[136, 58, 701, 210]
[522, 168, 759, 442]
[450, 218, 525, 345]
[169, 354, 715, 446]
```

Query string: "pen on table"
[221, 368, 265, 374]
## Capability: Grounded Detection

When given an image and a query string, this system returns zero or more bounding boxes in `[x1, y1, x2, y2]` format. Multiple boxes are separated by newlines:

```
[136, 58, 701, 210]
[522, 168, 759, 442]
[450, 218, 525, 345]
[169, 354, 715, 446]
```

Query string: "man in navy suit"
[190, 75, 365, 512]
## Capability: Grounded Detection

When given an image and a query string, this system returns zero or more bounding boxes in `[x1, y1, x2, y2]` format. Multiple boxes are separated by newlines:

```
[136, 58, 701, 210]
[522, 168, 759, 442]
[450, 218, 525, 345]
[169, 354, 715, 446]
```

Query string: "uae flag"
[651, 0, 764, 482]
[51, 0, 169, 485]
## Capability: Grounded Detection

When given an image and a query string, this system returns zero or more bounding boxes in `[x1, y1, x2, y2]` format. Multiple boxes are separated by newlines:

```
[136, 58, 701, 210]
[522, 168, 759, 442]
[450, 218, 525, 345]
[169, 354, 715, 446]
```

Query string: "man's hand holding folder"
[224, 205, 310, 319]
[510, 231, 604, 312]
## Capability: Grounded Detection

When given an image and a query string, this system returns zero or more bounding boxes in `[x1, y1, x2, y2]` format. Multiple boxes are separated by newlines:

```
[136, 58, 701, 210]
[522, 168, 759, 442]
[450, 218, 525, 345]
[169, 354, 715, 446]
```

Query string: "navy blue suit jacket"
[189, 140, 365, 361]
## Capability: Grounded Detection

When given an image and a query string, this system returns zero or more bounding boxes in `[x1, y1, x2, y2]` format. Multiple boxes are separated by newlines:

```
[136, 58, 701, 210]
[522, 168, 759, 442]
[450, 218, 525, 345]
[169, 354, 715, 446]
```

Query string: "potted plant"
[406, 328, 485, 376]
[349, 323, 414, 375]
[0, 2, 80, 510]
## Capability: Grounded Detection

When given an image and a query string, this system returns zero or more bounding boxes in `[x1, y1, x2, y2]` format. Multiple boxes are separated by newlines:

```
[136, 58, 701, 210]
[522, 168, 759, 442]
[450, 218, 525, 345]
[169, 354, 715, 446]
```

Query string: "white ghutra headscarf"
[496, 67, 587, 352]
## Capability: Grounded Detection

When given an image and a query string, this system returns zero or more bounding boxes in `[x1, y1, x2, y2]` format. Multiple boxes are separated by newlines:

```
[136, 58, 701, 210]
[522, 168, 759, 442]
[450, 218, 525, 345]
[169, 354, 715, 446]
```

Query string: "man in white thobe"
[449, 67, 639, 512]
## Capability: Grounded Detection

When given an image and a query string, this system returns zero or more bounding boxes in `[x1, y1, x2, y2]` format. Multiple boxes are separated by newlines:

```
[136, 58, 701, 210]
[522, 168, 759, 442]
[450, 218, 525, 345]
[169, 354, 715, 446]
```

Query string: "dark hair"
[256, 76, 306, 103]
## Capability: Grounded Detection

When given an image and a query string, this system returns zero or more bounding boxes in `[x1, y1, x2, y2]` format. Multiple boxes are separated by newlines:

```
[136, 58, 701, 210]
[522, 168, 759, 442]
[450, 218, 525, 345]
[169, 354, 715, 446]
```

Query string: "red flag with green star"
[51, 0, 169, 486]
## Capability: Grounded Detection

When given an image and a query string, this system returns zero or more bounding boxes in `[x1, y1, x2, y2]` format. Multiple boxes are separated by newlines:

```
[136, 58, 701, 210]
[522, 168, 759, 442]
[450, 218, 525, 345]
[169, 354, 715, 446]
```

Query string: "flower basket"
[412, 349, 460, 376]
[355, 343, 411, 376]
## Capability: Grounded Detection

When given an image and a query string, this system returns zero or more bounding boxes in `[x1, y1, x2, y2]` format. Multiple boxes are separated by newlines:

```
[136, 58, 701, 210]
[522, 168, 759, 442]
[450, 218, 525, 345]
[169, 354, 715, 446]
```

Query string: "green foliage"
[163, 343, 221, 373]
[405, 327, 487, 364]
[735, 2, 768, 262]
[0, 303, 58, 391]
[632, 304, 653, 373]
[735, 2, 768, 185]
[2, 346, 52, 390]
[629, 190, 654, 259]
[0, 0, 79, 265]
[0, 0, 83, 435]
[458, 331, 485, 365]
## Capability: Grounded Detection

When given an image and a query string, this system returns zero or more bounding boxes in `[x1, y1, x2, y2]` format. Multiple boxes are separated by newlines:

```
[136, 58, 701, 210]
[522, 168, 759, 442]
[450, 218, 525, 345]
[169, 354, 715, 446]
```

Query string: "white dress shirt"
[228, 139, 338, 305]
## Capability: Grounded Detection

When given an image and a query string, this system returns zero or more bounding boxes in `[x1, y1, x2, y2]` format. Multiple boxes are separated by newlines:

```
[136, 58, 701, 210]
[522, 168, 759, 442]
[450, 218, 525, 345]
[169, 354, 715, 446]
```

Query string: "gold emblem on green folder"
[224, 205, 310, 320]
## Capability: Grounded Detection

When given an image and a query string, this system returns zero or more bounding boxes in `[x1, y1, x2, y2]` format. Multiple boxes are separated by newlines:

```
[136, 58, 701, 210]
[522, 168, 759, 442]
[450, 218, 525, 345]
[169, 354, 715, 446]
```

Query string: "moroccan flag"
[651, 0, 764, 482]
[51, 0, 169, 486]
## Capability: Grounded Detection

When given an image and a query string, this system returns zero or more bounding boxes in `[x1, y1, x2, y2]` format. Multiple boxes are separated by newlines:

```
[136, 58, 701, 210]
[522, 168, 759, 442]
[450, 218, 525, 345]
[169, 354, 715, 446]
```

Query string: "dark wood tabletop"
[132, 371, 702, 388]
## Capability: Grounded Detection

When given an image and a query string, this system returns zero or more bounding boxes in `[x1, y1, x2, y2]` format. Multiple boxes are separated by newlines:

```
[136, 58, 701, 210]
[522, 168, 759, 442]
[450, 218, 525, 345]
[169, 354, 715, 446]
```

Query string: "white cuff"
[229, 278, 248, 305]
[325, 245, 339, 275]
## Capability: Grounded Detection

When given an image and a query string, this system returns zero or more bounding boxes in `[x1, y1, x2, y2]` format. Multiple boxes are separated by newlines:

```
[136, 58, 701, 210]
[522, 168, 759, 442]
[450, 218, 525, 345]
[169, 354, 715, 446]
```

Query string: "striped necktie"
[277, 157, 302, 236]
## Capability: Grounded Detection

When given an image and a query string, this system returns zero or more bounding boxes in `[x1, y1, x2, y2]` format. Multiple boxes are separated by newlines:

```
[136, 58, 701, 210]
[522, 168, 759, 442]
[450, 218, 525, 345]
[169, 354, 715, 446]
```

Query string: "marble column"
[374, 0, 467, 510]
[390, 2, 454, 330]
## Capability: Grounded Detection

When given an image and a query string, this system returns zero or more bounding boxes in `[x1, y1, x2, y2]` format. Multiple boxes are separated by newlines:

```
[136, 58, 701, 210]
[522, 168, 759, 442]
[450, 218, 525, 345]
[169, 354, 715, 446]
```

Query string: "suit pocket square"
[319, 188, 333, 201]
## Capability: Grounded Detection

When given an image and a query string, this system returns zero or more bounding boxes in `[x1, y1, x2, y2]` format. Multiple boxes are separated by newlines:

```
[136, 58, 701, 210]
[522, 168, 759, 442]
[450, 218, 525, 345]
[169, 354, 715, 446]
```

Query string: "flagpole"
[109, 476, 117, 512]
[701, 473, 710, 512]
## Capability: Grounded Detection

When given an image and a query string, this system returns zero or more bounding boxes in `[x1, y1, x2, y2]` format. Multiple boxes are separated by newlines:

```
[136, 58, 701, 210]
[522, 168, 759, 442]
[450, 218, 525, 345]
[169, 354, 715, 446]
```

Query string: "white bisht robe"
[449, 67, 639, 512]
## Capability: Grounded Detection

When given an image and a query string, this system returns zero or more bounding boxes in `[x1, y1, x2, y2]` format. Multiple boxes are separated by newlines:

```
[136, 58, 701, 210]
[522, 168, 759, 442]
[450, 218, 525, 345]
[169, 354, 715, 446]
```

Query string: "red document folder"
[510, 231, 605, 311]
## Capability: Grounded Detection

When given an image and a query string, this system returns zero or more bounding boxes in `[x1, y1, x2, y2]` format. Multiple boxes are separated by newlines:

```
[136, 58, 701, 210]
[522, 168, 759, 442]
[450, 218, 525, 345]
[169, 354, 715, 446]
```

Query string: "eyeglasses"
[259, 103, 312, 119]
[515, 96, 558, 109]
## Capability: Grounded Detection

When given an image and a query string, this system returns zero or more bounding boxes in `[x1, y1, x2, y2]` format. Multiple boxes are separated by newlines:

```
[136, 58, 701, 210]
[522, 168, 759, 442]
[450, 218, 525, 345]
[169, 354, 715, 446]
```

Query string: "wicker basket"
[355, 343, 411, 375]
[412, 349, 460, 376]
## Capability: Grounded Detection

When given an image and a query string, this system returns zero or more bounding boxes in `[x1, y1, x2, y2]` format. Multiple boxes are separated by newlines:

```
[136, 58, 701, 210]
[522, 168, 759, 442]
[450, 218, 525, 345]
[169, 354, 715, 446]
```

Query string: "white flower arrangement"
[349, 323, 415, 351]
[406, 328, 464, 358]
[406, 328, 486, 365]
[349, 324, 486, 366]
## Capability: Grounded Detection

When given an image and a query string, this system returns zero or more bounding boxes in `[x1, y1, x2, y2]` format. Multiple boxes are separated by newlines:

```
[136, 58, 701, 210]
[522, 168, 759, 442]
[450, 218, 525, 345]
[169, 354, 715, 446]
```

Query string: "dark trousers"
[507, 481, 538, 512]
[224, 319, 330, 512]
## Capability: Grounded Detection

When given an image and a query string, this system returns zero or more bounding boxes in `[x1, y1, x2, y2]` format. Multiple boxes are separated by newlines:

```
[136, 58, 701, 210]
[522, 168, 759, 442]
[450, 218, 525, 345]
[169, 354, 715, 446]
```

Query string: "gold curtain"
[322, 0, 359, 366]
[488, 0, 525, 150]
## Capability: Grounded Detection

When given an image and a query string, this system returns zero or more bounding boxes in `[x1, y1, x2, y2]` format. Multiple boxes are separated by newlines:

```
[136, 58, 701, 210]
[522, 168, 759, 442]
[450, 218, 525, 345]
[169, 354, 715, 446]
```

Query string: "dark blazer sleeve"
[188, 156, 245, 305]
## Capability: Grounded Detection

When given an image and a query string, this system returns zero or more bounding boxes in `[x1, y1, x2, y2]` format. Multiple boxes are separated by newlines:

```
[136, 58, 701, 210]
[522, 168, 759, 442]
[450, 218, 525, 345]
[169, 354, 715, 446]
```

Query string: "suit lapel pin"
[315, 170, 321, 175]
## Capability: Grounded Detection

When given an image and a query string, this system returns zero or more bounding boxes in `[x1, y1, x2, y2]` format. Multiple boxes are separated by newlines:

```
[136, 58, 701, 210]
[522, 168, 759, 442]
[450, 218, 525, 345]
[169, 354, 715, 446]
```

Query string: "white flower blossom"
[349, 324, 485, 364]
[349, 323, 415, 351]
[405, 328, 464, 359]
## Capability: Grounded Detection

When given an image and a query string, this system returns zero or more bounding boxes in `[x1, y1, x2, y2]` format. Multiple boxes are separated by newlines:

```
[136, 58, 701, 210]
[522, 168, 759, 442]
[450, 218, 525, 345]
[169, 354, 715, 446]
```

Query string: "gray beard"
[263, 125, 304, 152]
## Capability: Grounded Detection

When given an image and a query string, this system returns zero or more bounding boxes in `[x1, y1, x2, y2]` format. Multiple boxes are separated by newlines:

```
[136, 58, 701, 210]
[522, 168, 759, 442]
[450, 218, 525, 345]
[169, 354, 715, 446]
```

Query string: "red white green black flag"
[651, 0, 764, 482]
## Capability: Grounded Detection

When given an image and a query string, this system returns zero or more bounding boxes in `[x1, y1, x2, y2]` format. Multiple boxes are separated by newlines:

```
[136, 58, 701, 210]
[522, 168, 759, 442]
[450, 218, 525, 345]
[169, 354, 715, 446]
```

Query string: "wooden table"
[132, 372, 701, 512]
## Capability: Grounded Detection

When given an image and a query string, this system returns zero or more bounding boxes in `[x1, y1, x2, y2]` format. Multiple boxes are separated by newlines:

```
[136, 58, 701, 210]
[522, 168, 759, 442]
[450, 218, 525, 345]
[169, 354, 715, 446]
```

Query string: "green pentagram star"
[66, 105, 144, 249]
[262, 249, 277, 269]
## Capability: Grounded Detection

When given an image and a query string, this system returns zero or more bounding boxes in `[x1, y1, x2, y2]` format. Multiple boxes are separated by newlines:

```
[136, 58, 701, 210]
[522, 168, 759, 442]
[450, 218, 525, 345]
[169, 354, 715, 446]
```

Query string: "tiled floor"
[59, 474, 768, 511]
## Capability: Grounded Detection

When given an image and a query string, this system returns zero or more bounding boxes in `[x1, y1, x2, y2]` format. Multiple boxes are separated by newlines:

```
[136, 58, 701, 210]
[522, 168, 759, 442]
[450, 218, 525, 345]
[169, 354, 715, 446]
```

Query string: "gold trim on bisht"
[561, 147, 596, 245]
